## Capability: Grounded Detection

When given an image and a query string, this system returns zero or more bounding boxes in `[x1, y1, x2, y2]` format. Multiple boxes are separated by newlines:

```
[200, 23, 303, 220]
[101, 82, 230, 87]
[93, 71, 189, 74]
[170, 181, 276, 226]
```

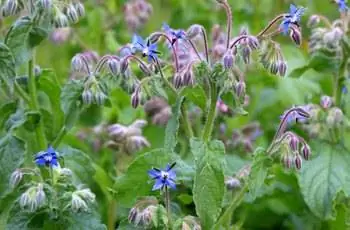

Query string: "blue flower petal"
[289, 4, 297, 14]
[148, 169, 161, 179]
[165, 179, 176, 190]
[47, 146, 55, 154]
[162, 22, 171, 32]
[152, 179, 164, 191]
[35, 157, 46, 166]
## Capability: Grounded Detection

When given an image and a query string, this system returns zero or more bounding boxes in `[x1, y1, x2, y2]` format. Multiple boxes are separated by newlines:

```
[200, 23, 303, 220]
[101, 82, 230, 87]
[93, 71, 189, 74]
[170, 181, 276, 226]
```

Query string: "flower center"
[44, 155, 52, 162]
[142, 47, 149, 56]
[161, 171, 169, 179]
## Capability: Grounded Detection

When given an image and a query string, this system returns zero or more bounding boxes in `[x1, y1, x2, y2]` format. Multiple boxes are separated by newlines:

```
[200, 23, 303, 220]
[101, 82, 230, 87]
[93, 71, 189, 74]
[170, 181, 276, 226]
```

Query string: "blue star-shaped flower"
[337, 0, 348, 12]
[131, 34, 160, 62]
[34, 146, 58, 167]
[148, 163, 176, 191]
[162, 23, 186, 44]
[280, 4, 305, 34]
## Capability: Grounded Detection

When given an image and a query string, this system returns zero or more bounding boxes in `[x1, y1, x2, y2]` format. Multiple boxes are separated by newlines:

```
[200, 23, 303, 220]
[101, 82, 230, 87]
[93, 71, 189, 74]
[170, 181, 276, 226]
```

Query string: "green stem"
[181, 101, 194, 138]
[52, 126, 67, 148]
[164, 186, 171, 229]
[201, 81, 217, 142]
[107, 200, 116, 230]
[213, 184, 248, 229]
[334, 57, 348, 106]
[28, 57, 47, 150]
[14, 81, 31, 104]
[154, 58, 177, 95]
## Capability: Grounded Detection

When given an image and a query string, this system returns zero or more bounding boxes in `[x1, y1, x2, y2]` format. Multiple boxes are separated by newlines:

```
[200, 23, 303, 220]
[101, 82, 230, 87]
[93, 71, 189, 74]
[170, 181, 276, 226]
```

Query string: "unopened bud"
[149, 32, 162, 43]
[174, 72, 183, 89]
[290, 26, 302, 46]
[294, 155, 302, 170]
[74, 2, 85, 18]
[71, 193, 88, 212]
[71, 54, 84, 72]
[131, 91, 141, 108]
[9, 169, 23, 188]
[282, 154, 292, 169]
[301, 143, 311, 160]
[235, 81, 246, 99]
[186, 24, 202, 39]
[35, 183, 46, 207]
[289, 135, 299, 152]
[307, 15, 320, 28]
[38, 0, 52, 11]
[94, 91, 107, 105]
[320, 95, 332, 109]
[55, 13, 69, 28]
[326, 107, 344, 126]
[82, 89, 93, 104]
[128, 207, 142, 225]
[225, 176, 241, 190]
[270, 62, 279, 75]
[278, 61, 287, 77]
[223, 50, 235, 69]
[108, 58, 120, 76]
[247, 36, 259, 50]
[242, 46, 251, 64]
[2, 0, 18, 17]
[66, 5, 79, 24]
[138, 63, 152, 76]
[34, 65, 42, 77]
[120, 58, 129, 74]
[183, 69, 194, 86]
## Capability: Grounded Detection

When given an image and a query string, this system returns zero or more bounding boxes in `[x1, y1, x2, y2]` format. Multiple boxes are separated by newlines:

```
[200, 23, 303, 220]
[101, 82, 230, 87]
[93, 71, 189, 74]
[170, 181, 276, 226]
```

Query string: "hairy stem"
[334, 56, 348, 106]
[181, 101, 194, 138]
[28, 56, 47, 150]
[221, 1, 232, 49]
[164, 186, 171, 228]
[52, 126, 67, 148]
[154, 58, 177, 95]
[187, 39, 203, 61]
[202, 81, 217, 142]
[229, 35, 250, 49]
[201, 27, 210, 63]
[257, 14, 286, 38]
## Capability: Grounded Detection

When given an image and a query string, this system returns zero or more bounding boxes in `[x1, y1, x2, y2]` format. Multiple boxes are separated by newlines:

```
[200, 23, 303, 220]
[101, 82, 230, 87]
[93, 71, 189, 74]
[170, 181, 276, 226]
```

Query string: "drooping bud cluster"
[70, 188, 96, 212]
[144, 97, 172, 125]
[176, 216, 202, 230]
[308, 15, 344, 56]
[173, 62, 196, 88]
[1, 0, 85, 28]
[71, 53, 124, 105]
[234, 28, 260, 65]
[20, 183, 46, 212]
[106, 120, 150, 154]
[128, 197, 166, 228]
[124, 0, 153, 32]
[260, 41, 287, 76]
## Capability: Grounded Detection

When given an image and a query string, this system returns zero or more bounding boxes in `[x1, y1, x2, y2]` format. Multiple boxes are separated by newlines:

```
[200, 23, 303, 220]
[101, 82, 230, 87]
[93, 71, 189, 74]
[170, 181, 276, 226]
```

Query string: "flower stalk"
[202, 81, 217, 142]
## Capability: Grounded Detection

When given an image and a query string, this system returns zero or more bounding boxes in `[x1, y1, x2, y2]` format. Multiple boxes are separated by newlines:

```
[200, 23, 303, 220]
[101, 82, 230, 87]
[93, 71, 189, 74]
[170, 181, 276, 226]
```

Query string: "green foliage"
[0, 135, 25, 196]
[5, 17, 47, 66]
[299, 141, 350, 220]
[164, 97, 184, 153]
[0, 43, 16, 88]
[191, 138, 225, 229]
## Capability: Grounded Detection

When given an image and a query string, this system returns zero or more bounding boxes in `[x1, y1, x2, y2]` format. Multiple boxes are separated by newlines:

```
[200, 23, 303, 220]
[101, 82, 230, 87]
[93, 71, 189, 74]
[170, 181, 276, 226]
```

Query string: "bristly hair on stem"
[217, 0, 233, 50]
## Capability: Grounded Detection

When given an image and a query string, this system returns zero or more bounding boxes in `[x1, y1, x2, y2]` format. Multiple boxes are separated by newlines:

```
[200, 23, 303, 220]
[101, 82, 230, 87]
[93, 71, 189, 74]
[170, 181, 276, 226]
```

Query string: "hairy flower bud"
[247, 36, 259, 50]
[289, 135, 299, 152]
[128, 207, 142, 225]
[138, 63, 152, 76]
[242, 46, 251, 64]
[120, 58, 129, 74]
[38, 0, 52, 11]
[183, 68, 194, 86]
[71, 193, 88, 212]
[186, 24, 202, 39]
[277, 61, 287, 77]
[326, 107, 344, 127]
[290, 26, 302, 46]
[131, 91, 141, 108]
[82, 89, 93, 104]
[108, 58, 120, 76]
[1, 0, 18, 17]
[174, 72, 183, 89]
[307, 15, 320, 28]
[235, 81, 246, 99]
[149, 32, 162, 43]
[223, 50, 235, 69]
[294, 155, 302, 170]
[94, 91, 107, 105]
[282, 154, 292, 169]
[74, 2, 85, 18]
[301, 143, 311, 160]
[9, 169, 23, 188]
[320, 95, 332, 109]
[66, 5, 79, 23]
[54, 13, 69, 28]
[225, 176, 241, 190]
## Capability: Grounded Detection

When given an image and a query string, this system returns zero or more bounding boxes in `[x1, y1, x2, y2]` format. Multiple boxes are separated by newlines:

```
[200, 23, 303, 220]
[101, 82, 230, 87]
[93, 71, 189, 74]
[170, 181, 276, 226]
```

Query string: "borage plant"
[1, 0, 350, 229]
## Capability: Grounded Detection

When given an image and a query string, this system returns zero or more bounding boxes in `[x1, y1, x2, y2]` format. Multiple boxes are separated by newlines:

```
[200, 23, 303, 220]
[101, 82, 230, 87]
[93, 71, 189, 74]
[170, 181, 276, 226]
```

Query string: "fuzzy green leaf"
[0, 135, 25, 197]
[0, 101, 17, 130]
[60, 146, 95, 184]
[246, 148, 271, 202]
[60, 80, 84, 130]
[5, 17, 47, 66]
[164, 96, 184, 153]
[298, 141, 350, 219]
[0, 43, 16, 88]
[191, 138, 225, 229]
[180, 85, 207, 111]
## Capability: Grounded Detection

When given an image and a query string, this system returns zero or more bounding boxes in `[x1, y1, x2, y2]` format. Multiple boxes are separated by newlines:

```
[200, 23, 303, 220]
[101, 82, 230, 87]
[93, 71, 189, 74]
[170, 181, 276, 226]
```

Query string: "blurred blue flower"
[35, 146, 58, 167]
[280, 4, 305, 34]
[131, 34, 160, 62]
[148, 163, 176, 191]
[163, 23, 186, 44]
[342, 85, 348, 94]
[337, 0, 348, 12]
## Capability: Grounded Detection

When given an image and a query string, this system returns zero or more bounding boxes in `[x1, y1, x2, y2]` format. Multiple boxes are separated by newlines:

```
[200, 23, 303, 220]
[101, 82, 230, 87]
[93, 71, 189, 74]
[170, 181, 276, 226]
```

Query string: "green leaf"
[5, 17, 47, 66]
[246, 148, 271, 202]
[0, 43, 16, 88]
[0, 101, 17, 130]
[0, 135, 25, 197]
[38, 69, 64, 136]
[65, 211, 106, 230]
[191, 138, 225, 229]
[298, 141, 350, 220]
[164, 97, 184, 153]
[180, 85, 207, 111]
[114, 148, 174, 207]
[4, 108, 41, 132]
[60, 146, 95, 183]
[60, 80, 84, 130]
